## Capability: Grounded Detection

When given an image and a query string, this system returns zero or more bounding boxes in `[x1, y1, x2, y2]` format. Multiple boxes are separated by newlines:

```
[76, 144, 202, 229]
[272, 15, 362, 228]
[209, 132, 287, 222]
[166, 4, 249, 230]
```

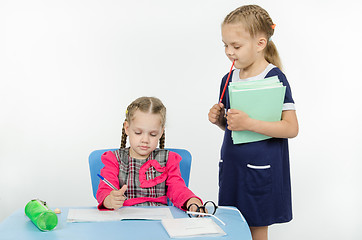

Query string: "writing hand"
[104, 185, 128, 210]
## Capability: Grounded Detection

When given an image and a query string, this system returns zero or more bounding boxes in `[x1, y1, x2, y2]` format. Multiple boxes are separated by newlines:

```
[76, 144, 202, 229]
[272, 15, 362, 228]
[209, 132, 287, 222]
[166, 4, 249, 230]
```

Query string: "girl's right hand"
[103, 185, 128, 210]
[208, 103, 225, 128]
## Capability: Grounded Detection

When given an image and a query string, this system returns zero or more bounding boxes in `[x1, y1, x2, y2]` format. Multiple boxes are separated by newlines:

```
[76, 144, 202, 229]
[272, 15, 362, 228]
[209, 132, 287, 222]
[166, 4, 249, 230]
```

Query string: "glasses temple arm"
[186, 211, 226, 226]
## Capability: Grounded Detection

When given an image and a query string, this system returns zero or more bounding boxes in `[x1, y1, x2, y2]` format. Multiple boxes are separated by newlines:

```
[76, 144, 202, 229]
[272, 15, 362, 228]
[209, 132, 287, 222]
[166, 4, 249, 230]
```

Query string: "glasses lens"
[204, 201, 216, 215]
[188, 212, 199, 218]
[187, 203, 200, 218]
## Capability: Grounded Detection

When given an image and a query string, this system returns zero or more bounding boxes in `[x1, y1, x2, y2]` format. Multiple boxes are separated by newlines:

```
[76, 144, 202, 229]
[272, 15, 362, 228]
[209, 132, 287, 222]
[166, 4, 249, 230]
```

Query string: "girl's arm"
[96, 151, 123, 210]
[166, 152, 202, 210]
[226, 109, 299, 138]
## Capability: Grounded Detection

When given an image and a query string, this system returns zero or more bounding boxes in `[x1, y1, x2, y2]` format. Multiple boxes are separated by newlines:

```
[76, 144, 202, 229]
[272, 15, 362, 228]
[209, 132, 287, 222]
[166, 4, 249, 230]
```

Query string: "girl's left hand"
[186, 198, 203, 212]
[226, 109, 252, 131]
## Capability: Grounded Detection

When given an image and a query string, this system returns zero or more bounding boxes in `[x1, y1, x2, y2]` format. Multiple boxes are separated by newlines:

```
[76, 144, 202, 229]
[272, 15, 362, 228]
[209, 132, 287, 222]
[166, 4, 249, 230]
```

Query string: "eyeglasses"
[186, 201, 225, 226]
[186, 202, 247, 226]
[187, 201, 218, 216]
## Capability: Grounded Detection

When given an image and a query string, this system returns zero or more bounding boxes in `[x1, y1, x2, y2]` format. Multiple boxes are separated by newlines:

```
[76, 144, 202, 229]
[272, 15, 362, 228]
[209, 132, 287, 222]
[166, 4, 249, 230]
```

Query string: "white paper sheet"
[67, 207, 174, 222]
[161, 218, 227, 238]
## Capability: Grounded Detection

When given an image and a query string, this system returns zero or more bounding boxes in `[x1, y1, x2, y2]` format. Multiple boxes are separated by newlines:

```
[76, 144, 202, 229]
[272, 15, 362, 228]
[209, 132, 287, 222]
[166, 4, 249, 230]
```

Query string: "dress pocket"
[245, 164, 272, 195]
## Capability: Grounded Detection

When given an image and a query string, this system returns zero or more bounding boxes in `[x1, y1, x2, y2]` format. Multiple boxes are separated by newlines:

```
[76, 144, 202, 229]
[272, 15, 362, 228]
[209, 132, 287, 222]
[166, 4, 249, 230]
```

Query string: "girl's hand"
[103, 185, 128, 210]
[226, 109, 252, 131]
[186, 198, 203, 213]
[227, 109, 299, 138]
[208, 103, 226, 129]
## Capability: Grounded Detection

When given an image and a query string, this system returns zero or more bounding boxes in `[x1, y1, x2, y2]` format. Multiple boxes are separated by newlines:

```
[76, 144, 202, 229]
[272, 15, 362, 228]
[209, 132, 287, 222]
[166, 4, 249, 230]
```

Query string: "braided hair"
[223, 5, 282, 70]
[120, 97, 166, 149]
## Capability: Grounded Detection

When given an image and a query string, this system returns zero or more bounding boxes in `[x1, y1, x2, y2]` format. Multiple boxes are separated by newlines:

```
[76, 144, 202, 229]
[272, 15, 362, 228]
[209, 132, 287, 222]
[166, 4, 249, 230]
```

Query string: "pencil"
[97, 174, 127, 199]
[219, 60, 235, 104]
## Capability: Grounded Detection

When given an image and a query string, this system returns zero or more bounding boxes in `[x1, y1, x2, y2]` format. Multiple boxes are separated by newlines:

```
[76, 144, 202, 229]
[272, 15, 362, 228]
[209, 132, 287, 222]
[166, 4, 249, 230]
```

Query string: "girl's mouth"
[140, 146, 149, 150]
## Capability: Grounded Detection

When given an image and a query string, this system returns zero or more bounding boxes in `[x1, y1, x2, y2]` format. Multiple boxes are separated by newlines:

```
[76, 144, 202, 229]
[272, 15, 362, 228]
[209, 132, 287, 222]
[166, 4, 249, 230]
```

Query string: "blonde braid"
[159, 131, 165, 149]
[120, 122, 127, 148]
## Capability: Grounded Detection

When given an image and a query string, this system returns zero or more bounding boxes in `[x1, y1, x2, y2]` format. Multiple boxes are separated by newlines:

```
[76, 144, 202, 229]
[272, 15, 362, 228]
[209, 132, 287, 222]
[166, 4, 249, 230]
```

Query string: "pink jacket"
[96, 150, 201, 211]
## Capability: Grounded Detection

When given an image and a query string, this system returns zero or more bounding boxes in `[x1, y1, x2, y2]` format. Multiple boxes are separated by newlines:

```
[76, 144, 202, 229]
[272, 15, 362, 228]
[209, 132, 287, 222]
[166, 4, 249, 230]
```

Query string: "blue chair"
[88, 148, 192, 200]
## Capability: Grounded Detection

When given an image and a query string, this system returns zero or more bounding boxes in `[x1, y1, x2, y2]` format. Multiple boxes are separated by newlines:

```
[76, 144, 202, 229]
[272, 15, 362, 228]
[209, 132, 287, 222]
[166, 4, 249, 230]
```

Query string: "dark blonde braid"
[159, 131, 165, 149]
[223, 5, 282, 70]
[120, 122, 127, 148]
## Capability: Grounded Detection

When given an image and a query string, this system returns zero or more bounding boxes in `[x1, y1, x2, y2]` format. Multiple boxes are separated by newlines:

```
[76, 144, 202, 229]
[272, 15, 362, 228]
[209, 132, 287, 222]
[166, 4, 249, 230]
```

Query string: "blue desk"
[0, 206, 251, 240]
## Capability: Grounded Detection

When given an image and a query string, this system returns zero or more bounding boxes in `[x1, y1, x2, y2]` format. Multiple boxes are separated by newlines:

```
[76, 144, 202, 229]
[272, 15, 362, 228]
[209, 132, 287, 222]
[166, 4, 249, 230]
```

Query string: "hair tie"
[271, 24, 276, 30]
[125, 109, 128, 115]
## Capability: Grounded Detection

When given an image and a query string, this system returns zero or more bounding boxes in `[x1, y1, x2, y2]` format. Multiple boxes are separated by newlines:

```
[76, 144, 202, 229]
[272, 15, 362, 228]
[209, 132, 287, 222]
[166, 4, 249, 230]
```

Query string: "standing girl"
[208, 5, 298, 240]
[97, 96, 203, 211]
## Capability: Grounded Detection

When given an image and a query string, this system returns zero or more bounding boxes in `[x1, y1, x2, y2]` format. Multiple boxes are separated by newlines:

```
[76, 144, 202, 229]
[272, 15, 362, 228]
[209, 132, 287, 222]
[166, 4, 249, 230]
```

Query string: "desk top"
[0, 206, 251, 240]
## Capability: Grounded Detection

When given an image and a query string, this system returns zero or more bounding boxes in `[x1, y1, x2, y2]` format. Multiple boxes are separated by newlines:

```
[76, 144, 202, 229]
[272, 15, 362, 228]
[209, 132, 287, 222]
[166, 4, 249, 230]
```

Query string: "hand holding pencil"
[103, 185, 128, 210]
[208, 102, 226, 130]
[208, 60, 235, 130]
[98, 174, 128, 210]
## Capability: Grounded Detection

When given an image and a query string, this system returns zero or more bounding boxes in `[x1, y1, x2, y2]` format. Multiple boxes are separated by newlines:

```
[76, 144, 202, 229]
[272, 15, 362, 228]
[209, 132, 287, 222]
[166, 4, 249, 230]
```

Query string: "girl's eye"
[150, 133, 157, 137]
[234, 46, 240, 49]
[135, 132, 141, 135]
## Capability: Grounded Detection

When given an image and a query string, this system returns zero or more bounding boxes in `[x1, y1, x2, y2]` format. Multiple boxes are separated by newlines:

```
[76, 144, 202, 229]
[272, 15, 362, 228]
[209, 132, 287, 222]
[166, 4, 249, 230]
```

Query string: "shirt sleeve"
[166, 151, 202, 211]
[96, 151, 120, 210]
[265, 67, 296, 111]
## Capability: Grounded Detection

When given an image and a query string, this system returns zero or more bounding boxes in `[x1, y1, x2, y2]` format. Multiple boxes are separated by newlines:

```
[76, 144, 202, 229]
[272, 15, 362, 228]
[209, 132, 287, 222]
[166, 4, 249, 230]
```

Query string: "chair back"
[88, 148, 192, 200]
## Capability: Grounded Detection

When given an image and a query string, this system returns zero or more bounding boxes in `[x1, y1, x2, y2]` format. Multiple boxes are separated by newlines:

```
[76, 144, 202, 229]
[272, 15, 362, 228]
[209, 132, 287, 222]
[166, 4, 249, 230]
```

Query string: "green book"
[229, 77, 286, 144]
[229, 76, 280, 88]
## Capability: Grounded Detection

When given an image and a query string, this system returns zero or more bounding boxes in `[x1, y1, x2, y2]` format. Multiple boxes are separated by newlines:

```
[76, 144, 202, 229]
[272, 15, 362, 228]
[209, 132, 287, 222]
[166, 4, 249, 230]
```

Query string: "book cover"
[229, 83, 286, 144]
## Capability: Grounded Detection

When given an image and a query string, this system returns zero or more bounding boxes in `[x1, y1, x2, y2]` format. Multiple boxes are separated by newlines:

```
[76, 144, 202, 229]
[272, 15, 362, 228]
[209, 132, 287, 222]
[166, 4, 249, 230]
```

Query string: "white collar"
[232, 64, 276, 82]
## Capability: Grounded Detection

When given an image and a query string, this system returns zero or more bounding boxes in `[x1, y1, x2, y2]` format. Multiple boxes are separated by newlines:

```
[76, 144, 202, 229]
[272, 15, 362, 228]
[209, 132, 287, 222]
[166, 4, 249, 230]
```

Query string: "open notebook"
[162, 218, 226, 238]
[67, 207, 173, 222]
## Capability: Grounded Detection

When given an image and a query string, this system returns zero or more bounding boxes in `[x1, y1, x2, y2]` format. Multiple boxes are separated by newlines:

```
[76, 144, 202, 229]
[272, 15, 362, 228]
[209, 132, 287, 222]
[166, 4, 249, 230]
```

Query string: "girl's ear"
[124, 121, 130, 135]
[256, 36, 268, 52]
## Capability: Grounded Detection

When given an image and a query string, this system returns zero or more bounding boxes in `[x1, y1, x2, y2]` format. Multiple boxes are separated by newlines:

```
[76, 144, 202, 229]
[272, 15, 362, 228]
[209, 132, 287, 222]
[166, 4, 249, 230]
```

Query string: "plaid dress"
[113, 148, 168, 206]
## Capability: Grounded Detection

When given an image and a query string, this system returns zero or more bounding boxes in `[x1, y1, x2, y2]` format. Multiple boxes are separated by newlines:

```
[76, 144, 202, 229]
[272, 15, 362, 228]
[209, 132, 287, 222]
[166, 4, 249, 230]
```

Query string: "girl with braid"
[97, 96, 203, 212]
[208, 5, 298, 240]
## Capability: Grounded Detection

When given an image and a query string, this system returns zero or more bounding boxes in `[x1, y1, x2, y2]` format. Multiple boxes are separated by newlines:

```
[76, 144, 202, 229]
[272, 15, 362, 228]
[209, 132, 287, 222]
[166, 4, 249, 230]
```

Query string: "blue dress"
[218, 64, 295, 227]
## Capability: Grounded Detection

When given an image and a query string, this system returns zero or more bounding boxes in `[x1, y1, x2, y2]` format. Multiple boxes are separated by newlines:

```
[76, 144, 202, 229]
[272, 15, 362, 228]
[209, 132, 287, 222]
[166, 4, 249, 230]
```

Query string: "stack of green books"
[228, 76, 286, 144]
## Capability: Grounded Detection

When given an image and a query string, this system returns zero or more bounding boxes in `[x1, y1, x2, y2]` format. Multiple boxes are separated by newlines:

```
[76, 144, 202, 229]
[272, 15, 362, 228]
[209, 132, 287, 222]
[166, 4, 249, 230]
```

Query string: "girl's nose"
[225, 48, 234, 57]
[141, 135, 149, 143]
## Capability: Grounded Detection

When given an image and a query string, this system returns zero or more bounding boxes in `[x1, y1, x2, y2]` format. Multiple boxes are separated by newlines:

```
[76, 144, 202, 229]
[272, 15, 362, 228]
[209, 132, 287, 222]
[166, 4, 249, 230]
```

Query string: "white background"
[1, 0, 362, 239]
